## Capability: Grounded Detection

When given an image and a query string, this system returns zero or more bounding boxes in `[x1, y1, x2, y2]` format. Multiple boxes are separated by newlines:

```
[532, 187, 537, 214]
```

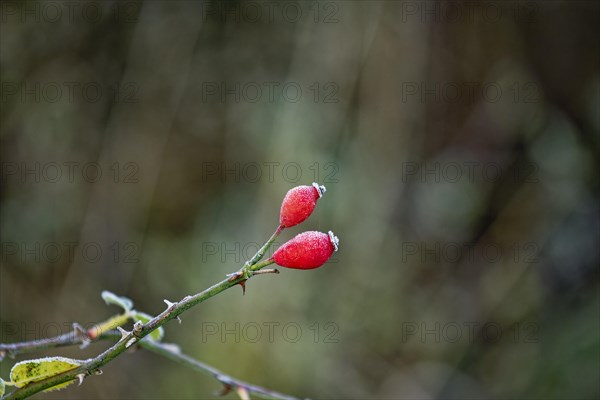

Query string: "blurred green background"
[1, 0, 599, 398]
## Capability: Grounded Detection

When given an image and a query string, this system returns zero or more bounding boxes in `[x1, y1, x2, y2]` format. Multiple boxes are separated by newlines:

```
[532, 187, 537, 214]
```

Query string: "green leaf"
[101, 290, 133, 312]
[131, 311, 164, 342]
[1, 377, 5, 397]
[10, 357, 83, 392]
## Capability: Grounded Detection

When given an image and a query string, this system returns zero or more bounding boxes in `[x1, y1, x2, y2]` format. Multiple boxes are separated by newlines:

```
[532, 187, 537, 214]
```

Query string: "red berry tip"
[272, 230, 339, 269]
[279, 183, 326, 228]
[312, 182, 326, 198]
[328, 230, 339, 252]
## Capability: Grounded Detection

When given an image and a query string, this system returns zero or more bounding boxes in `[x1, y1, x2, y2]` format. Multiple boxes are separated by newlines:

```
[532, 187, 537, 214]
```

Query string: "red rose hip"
[279, 183, 326, 228]
[272, 231, 339, 269]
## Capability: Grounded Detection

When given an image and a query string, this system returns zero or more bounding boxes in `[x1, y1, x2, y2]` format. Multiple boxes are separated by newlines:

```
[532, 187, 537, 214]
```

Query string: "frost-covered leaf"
[0, 377, 5, 397]
[131, 311, 164, 342]
[101, 291, 133, 312]
[10, 357, 83, 392]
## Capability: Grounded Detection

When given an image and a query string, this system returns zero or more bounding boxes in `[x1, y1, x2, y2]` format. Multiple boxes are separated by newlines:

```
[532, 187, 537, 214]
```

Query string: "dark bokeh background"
[1, 1, 599, 399]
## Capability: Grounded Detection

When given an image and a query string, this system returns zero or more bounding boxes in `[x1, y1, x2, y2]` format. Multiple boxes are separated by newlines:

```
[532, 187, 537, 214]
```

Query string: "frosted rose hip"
[272, 231, 339, 269]
[279, 183, 326, 228]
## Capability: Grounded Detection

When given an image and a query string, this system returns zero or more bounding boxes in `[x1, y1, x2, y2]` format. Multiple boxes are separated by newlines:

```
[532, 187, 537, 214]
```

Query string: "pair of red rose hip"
[270, 183, 339, 270]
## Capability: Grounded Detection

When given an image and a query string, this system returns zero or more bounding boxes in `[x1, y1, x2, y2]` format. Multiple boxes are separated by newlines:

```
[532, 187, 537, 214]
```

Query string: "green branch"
[2, 228, 284, 400]
[1, 329, 300, 400]
[246, 225, 283, 267]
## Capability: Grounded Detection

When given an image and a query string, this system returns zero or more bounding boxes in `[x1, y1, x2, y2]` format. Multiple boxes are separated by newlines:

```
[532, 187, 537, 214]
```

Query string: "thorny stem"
[133, 336, 301, 400]
[1, 330, 300, 400]
[1, 228, 290, 400]
[2, 275, 273, 399]
[248, 258, 275, 272]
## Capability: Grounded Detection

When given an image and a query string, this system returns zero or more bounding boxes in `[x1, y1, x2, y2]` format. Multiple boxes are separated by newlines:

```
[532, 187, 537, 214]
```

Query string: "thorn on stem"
[238, 280, 247, 295]
[79, 338, 91, 350]
[74, 322, 92, 348]
[72, 322, 85, 336]
[117, 326, 130, 342]
[215, 383, 233, 396]
[164, 299, 175, 308]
